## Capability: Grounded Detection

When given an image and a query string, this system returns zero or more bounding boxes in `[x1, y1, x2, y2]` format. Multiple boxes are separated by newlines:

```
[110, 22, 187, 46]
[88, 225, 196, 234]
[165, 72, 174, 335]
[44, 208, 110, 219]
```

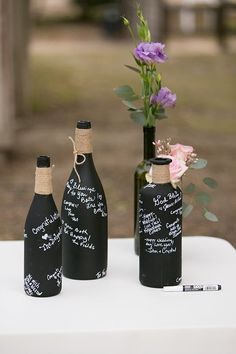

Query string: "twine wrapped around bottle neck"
[35, 167, 53, 195]
[68, 127, 92, 183]
[75, 128, 93, 154]
[152, 164, 170, 184]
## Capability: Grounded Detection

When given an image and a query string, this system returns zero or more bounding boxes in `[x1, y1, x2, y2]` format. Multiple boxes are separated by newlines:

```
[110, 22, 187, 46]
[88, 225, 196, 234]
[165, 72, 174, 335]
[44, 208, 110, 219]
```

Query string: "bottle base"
[63, 270, 107, 281]
[140, 277, 181, 288]
[24, 290, 62, 298]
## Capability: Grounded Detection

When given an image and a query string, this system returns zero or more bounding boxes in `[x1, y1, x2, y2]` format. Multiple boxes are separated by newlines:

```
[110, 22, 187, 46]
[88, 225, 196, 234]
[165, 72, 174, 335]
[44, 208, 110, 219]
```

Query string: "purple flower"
[151, 87, 176, 108]
[134, 42, 167, 64]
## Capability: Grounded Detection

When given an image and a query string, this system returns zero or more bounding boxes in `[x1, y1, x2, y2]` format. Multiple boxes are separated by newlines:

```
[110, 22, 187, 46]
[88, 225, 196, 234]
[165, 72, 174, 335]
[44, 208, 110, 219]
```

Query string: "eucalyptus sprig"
[183, 164, 218, 222]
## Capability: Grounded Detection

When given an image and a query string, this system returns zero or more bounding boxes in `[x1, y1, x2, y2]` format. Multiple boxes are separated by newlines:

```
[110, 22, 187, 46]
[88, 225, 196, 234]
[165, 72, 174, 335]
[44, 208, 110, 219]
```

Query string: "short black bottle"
[61, 120, 108, 280]
[24, 156, 62, 297]
[139, 157, 182, 288]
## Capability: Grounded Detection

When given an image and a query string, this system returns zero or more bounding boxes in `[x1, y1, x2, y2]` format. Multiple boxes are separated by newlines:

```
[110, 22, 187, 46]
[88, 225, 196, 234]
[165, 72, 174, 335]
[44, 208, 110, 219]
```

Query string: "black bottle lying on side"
[61, 120, 108, 280]
[24, 156, 62, 297]
[139, 157, 182, 288]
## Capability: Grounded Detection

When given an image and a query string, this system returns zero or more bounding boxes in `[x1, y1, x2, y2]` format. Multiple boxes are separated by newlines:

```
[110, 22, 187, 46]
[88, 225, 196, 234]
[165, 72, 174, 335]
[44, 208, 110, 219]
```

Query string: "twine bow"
[68, 136, 86, 183]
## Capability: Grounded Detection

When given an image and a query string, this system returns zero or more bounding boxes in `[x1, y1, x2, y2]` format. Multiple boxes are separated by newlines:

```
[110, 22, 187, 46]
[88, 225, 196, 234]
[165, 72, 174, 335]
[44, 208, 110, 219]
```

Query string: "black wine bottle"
[24, 156, 62, 297]
[139, 157, 182, 288]
[61, 120, 108, 280]
[134, 126, 155, 255]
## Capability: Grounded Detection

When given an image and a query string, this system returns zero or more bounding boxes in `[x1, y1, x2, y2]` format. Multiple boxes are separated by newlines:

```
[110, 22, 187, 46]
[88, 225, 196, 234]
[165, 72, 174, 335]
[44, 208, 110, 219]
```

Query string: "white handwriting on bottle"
[47, 266, 62, 287]
[39, 227, 61, 252]
[153, 191, 182, 212]
[65, 179, 107, 217]
[166, 219, 182, 238]
[145, 238, 176, 254]
[141, 212, 162, 236]
[63, 222, 95, 250]
[32, 212, 60, 235]
[63, 200, 79, 222]
[96, 268, 106, 278]
[24, 274, 43, 296]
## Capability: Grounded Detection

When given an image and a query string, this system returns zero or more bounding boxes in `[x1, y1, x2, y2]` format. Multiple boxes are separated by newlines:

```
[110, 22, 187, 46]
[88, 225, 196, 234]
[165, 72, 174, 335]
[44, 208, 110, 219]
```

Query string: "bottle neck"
[152, 164, 170, 184]
[143, 126, 155, 160]
[34, 167, 53, 195]
[75, 128, 93, 154]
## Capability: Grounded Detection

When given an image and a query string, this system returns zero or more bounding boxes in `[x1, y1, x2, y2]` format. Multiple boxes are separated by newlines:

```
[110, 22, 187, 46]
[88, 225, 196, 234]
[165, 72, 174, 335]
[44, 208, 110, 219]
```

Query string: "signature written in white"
[24, 274, 43, 296]
[39, 227, 61, 252]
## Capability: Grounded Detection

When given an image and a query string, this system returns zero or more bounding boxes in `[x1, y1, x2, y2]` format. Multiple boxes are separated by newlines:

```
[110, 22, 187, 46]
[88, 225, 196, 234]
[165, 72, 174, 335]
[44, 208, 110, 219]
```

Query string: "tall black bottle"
[139, 157, 182, 288]
[61, 120, 108, 280]
[24, 156, 62, 297]
[134, 127, 155, 255]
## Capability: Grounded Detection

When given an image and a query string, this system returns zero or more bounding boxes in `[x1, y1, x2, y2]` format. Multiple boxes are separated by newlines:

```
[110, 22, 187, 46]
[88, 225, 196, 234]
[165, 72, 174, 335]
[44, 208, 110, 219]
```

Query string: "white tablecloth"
[0, 237, 235, 354]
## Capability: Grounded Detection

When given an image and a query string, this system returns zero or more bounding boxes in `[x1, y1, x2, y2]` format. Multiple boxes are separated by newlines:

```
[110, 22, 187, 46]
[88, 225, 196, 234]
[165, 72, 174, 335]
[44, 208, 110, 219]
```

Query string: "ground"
[0, 24, 236, 246]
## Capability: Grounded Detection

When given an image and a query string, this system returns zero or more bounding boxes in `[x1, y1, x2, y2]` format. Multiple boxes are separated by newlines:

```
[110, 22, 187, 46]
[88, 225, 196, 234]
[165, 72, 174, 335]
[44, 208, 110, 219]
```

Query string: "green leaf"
[184, 183, 196, 194]
[113, 85, 138, 101]
[196, 192, 211, 206]
[183, 203, 194, 218]
[203, 210, 219, 222]
[203, 177, 218, 189]
[130, 111, 146, 125]
[122, 100, 137, 110]
[190, 158, 208, 169]
[124, 64, 140, 73]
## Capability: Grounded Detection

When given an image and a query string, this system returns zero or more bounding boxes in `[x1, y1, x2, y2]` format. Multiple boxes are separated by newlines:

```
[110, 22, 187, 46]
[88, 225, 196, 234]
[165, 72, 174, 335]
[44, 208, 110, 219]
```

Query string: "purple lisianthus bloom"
[134, 42, 167, 64]
[151, 87, 176, 108]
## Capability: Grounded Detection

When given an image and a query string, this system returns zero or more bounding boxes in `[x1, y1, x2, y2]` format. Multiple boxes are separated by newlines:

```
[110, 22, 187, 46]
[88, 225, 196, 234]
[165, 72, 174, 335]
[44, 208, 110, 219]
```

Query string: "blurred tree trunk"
[0, 0, 15, 153]
[121, 0, 164, 41]
[0, 0, 30, 155]
[13, 0, 30, 118]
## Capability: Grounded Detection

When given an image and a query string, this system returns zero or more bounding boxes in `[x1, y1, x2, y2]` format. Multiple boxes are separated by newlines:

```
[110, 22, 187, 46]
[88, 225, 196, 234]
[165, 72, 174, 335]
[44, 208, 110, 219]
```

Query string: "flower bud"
[122, 17, 130, 26]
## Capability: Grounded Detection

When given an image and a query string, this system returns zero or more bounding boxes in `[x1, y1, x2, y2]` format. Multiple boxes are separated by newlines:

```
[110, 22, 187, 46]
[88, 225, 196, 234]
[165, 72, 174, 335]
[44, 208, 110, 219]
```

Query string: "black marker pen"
[163, 284, 222, 292]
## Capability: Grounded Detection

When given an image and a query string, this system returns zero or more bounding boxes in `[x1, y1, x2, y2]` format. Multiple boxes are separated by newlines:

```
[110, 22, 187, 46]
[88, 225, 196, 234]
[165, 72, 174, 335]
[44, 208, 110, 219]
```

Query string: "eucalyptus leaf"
[196, 192, 211, 206]
[190, 158, 208, 169]
[130, 111, 146, 125]
[203, 177, 218, 189]
[184, 183, 196, 194]
[203, 210, 219, 222]
[183, 203, 194, 218]
[113, 85, 138, 101]
[122, 100, 137, 110]
[155, 111, 167, 120]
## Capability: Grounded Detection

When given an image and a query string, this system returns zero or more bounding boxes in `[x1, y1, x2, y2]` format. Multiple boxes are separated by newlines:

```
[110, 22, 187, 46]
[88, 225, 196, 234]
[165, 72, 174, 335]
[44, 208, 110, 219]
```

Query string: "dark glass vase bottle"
[61, 120, 108, 280]
[139, 157, 182, 288]
[134, 126, 155, 255]
[24, 156, 62, 297]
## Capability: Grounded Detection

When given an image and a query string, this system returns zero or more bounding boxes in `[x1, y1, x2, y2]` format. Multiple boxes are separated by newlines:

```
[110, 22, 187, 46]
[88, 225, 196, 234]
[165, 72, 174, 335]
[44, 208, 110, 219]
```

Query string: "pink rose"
[168, 155, 188, 183]
[170, 144, 193, 162]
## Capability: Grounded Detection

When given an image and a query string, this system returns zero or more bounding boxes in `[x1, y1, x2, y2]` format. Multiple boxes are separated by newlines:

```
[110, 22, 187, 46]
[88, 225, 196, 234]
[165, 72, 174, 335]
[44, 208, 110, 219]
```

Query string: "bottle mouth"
[77, 120, 91, 129]
[150, 157, 172, 165]
[37, 155, 50, 168]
